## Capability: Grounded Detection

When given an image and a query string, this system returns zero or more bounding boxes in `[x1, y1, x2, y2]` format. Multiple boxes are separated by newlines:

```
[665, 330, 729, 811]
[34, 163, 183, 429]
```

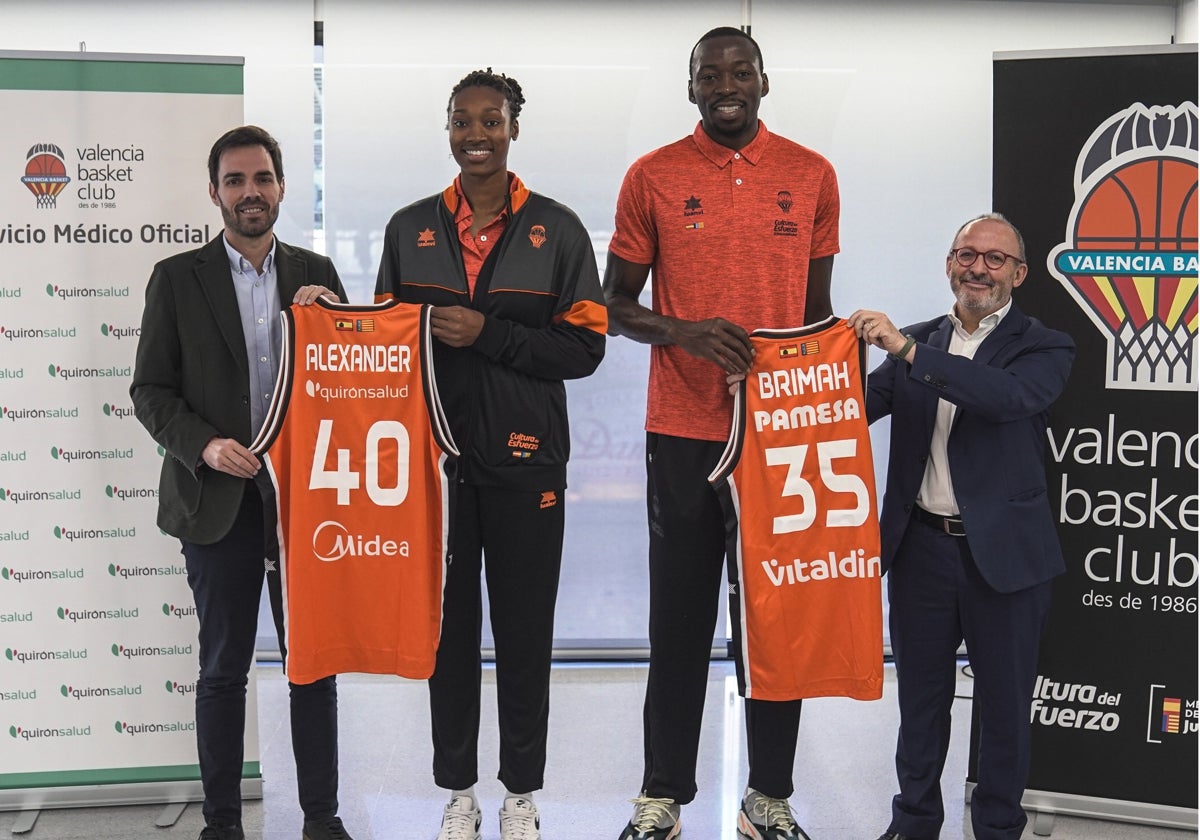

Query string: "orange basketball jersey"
[252, 299, 457, 684]
[709, 317, 883, 701]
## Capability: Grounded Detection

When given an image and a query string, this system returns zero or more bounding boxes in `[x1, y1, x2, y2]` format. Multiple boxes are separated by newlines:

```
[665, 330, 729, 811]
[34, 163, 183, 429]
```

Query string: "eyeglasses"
[949, 247, 1024, 270]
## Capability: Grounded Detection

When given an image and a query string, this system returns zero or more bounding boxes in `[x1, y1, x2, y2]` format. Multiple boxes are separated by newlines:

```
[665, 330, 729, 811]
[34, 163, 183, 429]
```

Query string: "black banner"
[983, 47, 1198, 816]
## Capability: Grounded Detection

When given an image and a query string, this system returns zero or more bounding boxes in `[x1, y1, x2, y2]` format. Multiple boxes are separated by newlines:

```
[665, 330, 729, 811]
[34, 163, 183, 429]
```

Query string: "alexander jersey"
[251, 299, 458, 685]
[709, 316, 882, 701]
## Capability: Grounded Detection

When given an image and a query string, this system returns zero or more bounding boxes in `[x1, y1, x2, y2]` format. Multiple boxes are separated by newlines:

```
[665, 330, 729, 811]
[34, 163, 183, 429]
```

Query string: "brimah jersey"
[709, 316, 883, 701]
[251, 298, 458, 684]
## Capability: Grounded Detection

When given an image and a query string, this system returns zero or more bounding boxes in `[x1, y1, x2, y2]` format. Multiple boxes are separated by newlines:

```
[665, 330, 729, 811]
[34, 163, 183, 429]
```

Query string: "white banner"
[0, 50, 260, 809]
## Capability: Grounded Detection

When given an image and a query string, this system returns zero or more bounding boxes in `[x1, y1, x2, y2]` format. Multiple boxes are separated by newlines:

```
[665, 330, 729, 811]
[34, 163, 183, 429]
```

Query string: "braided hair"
[446, 67, 525, 125]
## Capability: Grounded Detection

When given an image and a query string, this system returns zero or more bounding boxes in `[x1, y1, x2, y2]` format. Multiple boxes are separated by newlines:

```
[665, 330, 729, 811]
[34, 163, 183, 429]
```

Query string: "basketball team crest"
[20, 143, 70, 209]
[1048, 102, 1199, 391]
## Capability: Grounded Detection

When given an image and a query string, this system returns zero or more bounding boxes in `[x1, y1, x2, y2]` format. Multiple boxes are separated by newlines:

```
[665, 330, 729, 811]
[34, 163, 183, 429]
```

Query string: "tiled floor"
[1, 662, 1194, 839]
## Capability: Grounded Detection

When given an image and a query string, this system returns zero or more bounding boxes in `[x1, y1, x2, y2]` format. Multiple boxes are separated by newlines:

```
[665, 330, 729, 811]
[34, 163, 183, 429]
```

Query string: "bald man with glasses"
[848, 213, 1075, 840]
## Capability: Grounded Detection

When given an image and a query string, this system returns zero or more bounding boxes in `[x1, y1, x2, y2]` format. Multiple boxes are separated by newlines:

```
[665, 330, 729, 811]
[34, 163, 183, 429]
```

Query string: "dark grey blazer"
[130, 234, 345, 544]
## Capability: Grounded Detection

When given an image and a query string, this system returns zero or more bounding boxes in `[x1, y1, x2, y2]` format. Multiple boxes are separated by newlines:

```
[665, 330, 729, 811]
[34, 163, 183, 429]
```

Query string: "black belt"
[912, 504, 966, 537]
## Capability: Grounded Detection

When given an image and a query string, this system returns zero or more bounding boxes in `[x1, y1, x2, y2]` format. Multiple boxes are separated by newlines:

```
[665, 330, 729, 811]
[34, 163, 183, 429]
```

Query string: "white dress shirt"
[915, 299, 1013, 516]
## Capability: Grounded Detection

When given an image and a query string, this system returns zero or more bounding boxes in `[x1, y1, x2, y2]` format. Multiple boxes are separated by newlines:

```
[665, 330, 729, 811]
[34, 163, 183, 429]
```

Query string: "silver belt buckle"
[944, 517, 966, 537]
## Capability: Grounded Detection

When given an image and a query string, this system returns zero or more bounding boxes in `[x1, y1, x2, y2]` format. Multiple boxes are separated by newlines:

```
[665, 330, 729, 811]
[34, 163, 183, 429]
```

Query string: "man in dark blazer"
[131, 126, 354, 840]
[848, 214, 1074, 840]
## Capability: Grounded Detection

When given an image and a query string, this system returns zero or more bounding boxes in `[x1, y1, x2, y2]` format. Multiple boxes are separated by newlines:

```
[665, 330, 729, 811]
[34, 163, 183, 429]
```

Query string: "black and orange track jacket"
[374, 176, 607, 492]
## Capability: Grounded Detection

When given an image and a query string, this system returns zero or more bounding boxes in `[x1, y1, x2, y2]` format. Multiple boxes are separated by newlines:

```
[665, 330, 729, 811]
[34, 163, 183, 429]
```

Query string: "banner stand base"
[0, 778, 261, 813]
[155, 800, 189, 827]
[10, 810, 37, 835]
[965, 781, 1198, 833]
[1031, 809, 1054, 836]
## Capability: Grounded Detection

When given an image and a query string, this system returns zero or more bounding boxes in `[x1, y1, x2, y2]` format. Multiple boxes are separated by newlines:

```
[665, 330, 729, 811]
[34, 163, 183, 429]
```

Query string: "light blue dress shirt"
[222, 235, 282, 438]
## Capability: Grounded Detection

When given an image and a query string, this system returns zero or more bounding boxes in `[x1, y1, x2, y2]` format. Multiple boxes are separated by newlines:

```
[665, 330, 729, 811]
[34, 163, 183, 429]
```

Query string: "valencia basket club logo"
[21, 143, 71, 209]
[1048, 102, 1198, 391]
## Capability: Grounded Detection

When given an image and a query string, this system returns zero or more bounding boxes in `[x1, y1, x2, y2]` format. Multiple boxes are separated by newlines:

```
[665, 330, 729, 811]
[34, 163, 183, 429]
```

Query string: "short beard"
[219, 198, 276, 240]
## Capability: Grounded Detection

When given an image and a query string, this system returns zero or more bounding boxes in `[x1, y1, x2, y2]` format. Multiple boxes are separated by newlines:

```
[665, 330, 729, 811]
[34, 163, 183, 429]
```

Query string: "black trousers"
[181, 481, 339, 827]
[429, 483, 565, 794]
[642, 433, 803, 804]
[887, 517, 1051, 840]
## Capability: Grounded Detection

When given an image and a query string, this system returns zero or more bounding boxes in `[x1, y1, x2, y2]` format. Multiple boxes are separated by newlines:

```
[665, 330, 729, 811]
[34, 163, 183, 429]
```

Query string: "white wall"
[2, 0, 1182, 315]
[1180, 0, 1200, 39]
[751, 0, 1179, 326]
[316, 0, 1182, 321]
[1, 0, 1189, 645]
[313, 0, 1184, 642]
[1, 0, 317, 248]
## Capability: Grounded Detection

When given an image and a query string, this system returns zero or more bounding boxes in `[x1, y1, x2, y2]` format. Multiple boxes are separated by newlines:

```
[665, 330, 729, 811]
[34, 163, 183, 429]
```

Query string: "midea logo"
[311, 520, 409, 562]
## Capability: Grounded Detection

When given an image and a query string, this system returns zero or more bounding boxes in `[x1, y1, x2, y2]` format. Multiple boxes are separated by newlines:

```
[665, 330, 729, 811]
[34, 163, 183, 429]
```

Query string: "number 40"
[309, 418, 410, 506]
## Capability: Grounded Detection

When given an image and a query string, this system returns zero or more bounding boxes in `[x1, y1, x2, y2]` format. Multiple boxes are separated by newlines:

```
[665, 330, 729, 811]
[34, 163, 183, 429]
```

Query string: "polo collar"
[442, 172, 530, 216]
[691, 120, 770, 168]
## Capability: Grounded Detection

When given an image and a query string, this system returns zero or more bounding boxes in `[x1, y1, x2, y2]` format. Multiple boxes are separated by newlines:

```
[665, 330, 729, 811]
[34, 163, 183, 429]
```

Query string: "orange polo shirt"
[451, 173, 529, 298]
[610, 121, 840, 441]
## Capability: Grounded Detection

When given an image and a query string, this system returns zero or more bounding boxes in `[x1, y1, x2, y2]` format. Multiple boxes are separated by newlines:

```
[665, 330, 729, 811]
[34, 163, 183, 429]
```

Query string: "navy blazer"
[130, 235, 346, 545]
[866, 303, 1075, 594]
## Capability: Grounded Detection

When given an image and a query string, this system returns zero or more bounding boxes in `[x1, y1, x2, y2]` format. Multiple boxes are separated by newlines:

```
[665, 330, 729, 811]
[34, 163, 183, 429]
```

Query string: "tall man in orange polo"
[604, 26, 839, 840]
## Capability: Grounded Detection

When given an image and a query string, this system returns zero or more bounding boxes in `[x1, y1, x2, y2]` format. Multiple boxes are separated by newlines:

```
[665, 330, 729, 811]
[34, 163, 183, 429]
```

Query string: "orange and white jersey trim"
[252, 298, 457, 684]
[709, 316, 883, 701]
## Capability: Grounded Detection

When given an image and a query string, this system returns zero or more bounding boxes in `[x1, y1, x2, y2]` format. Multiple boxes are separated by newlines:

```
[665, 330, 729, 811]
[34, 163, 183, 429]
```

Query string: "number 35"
[764, 440, 869, 534]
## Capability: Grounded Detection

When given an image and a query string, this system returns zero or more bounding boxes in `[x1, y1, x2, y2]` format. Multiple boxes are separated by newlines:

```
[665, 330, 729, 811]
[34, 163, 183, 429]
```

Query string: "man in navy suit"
[848, 214, 1074, 840]
[132, 126, 354, 840]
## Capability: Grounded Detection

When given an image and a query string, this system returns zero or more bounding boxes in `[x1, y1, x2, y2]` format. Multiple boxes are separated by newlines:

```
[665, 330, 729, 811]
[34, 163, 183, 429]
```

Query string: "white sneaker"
[436, 794, 481, 840]
[499, 796, 540, 840]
